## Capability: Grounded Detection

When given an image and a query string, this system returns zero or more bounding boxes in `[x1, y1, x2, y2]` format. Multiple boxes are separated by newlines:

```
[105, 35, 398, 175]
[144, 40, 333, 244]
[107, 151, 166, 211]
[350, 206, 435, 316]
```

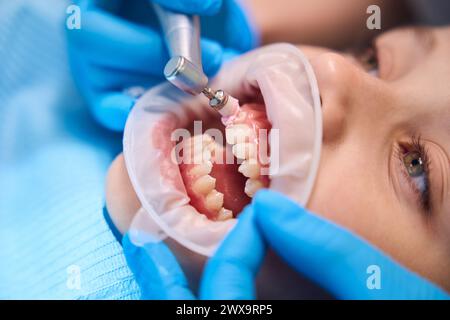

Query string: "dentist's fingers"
[87, 64, 162, 91]
[67, 10, 166, 74]
[222, 47, 240, 62]
[90, 92, 135, 131]
[152, 0, 222, 16]
[201, 0, 258, 52]
[67, 10, 223, 76]
[200, 206, 266, 300]
[252, 190, 450, 299]
[77, 0, 122, 11]
[122, 234, 195, 300]
[68, 52, 135, 131]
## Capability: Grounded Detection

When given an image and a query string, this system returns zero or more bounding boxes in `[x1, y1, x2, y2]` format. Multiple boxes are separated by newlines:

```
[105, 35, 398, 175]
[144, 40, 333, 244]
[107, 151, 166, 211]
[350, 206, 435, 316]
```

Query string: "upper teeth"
[244, 179, 264, 198]
[183, 135, 215, 165]
[238, 159, 260, 179]
[232, 142, 257, 160]
[224, 121, 268, 198]
[226, 124, 253, 145]
[185, 134, 213, 150]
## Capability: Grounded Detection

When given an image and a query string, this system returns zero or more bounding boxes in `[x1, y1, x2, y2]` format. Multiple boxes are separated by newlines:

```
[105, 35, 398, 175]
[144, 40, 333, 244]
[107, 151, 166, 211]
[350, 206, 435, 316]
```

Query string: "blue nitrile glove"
[122, 233, 195, 299]
[122, 189, 449, 300]
[120, 206, 262, 299]
[66, 0, 258, 131]
[200, 190, 450, 300]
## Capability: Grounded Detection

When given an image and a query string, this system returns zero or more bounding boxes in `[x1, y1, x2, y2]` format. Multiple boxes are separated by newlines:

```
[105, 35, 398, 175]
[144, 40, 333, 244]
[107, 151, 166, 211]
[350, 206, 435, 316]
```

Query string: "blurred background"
[0, 0, 449, 299]
[0, 1, 128, 299]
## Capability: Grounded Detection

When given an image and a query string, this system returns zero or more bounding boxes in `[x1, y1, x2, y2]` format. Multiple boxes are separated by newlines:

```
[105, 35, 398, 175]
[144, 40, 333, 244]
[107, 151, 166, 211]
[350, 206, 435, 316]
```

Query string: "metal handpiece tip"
[164, 56, 208, 95]
[201, 87, 215, 100]
[202, 88, 229, 111]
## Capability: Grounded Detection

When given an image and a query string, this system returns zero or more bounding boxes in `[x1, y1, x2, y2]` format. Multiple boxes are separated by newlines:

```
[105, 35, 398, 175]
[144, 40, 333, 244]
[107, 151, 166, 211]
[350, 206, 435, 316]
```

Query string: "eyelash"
[396, 136, 432, 214]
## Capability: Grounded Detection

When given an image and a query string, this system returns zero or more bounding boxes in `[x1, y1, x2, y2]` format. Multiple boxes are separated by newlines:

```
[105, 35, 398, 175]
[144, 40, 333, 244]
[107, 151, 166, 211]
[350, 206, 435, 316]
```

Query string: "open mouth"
[124, 44, 322, 255]
[178, 102, 272, 221]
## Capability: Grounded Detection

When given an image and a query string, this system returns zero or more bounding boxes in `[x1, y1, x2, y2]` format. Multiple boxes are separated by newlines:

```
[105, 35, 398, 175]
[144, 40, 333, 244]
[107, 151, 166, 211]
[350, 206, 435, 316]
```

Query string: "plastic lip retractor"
[124, 44, 323, 257]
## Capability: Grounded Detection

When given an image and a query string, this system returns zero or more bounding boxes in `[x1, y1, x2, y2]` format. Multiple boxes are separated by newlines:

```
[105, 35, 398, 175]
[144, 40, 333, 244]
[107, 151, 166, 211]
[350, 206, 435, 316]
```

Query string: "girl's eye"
[403, 151, 424, 177]
[365, 46, 378, 71]
[398, 138, 431, 213]
[355, 44, 379, 72]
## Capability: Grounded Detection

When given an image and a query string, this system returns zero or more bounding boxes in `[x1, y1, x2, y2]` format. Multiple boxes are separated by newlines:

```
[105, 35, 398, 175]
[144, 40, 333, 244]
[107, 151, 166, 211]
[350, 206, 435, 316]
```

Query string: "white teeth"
[205, 189, 224, 212]
[189, 161, 213, 177]
[190, 134, 213, 147]
[184, 135, 214, 157]
[232, 143, 257, 160]
[244, 179, 263, 198]
[192, 175, 216, 195]
[183, 138, 213, 164]
[201, 134, 213, 145]
[238, 160, 260, 179]
[216, 208, 233, 221]
[225, 124, 253, 145]
[200, 148, 212, 163]
[188, 148, 211, 165]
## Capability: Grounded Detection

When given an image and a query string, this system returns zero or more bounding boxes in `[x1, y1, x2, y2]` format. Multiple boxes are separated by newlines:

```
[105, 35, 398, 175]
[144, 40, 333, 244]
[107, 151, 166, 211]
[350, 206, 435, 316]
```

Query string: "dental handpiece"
[153, 3, 239, 117]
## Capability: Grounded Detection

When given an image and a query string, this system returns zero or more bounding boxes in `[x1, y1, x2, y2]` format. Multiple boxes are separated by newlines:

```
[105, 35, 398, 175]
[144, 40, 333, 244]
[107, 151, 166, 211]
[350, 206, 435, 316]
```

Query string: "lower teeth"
[192, 175, 216, 195]
[244, 179, 264, 198]
[217, 208, 233, 221]
[205, 189, 224, 212]
[238, 160, 260, 179]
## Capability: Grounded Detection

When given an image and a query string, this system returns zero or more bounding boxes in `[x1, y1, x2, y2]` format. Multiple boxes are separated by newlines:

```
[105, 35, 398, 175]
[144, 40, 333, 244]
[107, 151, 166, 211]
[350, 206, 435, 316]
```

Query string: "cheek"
[307, 143, 434, 272]
[306, 141, 388, 238]
[307, 147, 366, 228]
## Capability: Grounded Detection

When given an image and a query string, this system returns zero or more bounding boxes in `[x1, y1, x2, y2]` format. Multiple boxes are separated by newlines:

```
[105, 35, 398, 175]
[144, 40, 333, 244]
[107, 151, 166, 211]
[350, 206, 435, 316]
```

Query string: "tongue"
[178, 143, 250, 220]
[210, 147, 251, 215]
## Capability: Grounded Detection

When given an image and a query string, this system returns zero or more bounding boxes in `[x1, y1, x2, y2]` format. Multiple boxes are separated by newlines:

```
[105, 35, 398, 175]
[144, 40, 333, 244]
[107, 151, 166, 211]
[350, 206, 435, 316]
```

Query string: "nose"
[311, 52, 361, 143]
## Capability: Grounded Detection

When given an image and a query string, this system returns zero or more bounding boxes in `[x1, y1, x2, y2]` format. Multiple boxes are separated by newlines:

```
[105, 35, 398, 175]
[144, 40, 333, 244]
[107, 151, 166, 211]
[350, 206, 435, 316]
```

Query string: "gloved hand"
[200, 190, 450, 300]
[66, 0, 258, 131]
[122, 233, 195, 299]
[120, 212, 259, 299]
[122, 189, 449, 300]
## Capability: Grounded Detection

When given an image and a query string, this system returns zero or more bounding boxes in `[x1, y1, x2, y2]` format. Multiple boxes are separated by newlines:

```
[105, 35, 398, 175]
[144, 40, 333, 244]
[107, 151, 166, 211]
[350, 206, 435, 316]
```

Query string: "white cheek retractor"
[123, 44, 322, 257]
